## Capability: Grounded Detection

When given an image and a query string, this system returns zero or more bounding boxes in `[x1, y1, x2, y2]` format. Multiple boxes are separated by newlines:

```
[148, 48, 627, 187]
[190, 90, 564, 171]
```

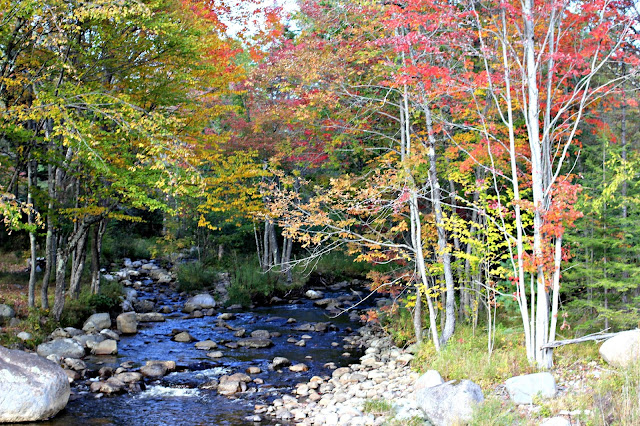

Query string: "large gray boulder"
[0, 346, 70, 422]
[82, 313, 111, 332]
[37, 338, 85, 359]
[116, 312, 138, 334]
[599, 329, 640, 368]
[505, 372, 556, 404]
[186, 293, 216, 309]
[414, 380, 484, 425]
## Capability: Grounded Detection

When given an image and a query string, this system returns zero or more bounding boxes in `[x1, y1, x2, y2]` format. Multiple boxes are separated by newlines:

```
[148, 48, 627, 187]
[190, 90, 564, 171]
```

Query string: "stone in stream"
[271, 357, 291, 370]
[250, 330, 271, 339]
[207, 351, 223, 358]
[73, 334, 106, 351]
[312, 298, 336, 308]
[305, 290, 324, 300]
[134, 299, 155, 313]
[172, 331, 195, 342]
[0, 346, 70, 422]
[234, 329, 246, 338]
[293, 323, 315, 332]
[82, 313, 111, 333]
[185, 293, 216, 310]
[295, 340, 306, 347]
[100, 329, 120, 341]
[200, 379, 219, 390]
[219, 312, 236, 320]
[237, 338, 273, 349]
[289, 363, 309, 373]
[37, 338, 85, 359]
[415, 380, 484, 425]
[64, 358, 86, 372]
[116, 312, 138, 334]
[93, 339, 118, 355]
[136, 312, 165, 322]
[195, 340, 217, 350]
[114, 372, 143, 384]
[246, 366, 262, 374]
[140, 363, 167, 378]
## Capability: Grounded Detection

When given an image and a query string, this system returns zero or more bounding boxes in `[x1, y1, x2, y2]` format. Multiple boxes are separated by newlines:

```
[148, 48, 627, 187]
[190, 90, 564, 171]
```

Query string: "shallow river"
[34, 281, 371, 426]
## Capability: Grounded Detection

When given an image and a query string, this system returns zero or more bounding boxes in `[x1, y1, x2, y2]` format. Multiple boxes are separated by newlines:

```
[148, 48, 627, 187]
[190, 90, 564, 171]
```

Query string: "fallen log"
[541, 330, 624, 349]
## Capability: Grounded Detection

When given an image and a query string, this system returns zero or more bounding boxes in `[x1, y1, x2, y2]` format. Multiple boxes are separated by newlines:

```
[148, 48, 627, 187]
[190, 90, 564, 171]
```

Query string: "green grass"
[412, 324, 535, 388]
[469, 396, 521, 426]
[363, 399, 394, 415]
[176, 261, 219, 292]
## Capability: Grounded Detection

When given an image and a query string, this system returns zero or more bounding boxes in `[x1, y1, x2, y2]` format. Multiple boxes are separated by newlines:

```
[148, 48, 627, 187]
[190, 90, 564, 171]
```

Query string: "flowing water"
[33, 280, 373, 426]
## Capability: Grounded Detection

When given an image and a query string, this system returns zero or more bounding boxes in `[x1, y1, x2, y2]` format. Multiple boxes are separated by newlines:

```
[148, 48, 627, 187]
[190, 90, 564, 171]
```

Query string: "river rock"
[599, 329, 640, 368]
[173, 331, 195, 342]
[305, 290, 323, 300]
[250, 329, 271, 339]
[415, 370, 444, 391]
[505, 372, 556, 404]
[134, 299, 155, 313]
[186, 293, 216, 309]
[238, 338, 273, 348]
[0, 304, 15, 324]
[63, 358, 86, 372]
[195, 340, 217, 350]
[116, 312, 138, 334]
[50, 328, 70, 339]
[0, 346, 70, 422]
[207, 351, 223, 358]
[272, 357, 291, 369]
[247, 366, 262, 374]
[140, 363, 167, 378]
[218, 377, 241, 396]
[136, 312, 165, 322]
[289, 363, 309, 373]
[219, 313, 236, 320]
[313, 298, 336, 308]
[93, 339, 118, 355]
[37, 338, 85, 359]
[114, 372, 143, 384]
[82, 313, 111, 333]
[415, 380, 484, 425]
[73, 333, 106, 350]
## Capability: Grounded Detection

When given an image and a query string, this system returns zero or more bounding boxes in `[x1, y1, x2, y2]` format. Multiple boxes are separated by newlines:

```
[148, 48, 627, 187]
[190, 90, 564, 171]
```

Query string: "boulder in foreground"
[0, 346, 70, 422]
[599, 329, 640, 368]
[415, 379, 484, 426]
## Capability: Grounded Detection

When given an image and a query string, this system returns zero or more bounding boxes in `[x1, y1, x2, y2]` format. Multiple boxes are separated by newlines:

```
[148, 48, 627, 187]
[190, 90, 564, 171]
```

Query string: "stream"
[34, 273, 376, 426]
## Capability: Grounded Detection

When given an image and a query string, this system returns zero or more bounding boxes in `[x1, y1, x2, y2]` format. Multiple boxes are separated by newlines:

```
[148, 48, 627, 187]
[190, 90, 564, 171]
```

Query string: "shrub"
[176, 261, 219, 292]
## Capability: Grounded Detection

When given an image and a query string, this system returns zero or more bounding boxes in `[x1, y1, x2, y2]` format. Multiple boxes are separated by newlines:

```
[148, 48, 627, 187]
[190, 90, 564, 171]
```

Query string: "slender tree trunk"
[69, 229, 89, 299]
[90, 218, 107, 295]
[262, 219, 270, 271]
[27, 159, 38, 308]
[424, 106, 456, 346]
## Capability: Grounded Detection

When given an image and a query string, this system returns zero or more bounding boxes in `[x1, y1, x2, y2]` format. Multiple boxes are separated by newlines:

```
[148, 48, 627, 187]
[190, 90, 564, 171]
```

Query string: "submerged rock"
[237, 338, 273, 348]
[0, 346, 70, 422]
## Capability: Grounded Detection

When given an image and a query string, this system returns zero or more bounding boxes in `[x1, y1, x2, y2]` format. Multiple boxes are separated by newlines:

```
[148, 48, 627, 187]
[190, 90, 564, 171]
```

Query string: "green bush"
[176, 261, 219, 292]
[227, 257, 282, 306]
[60, 281, 123, 328]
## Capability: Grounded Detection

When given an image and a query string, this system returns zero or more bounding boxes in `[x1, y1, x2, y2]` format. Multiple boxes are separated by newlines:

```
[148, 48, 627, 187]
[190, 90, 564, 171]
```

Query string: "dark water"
[36, 283, 372, 426]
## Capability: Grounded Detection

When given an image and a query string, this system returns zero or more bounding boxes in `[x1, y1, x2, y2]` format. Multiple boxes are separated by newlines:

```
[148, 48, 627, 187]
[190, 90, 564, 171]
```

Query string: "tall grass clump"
[412, 324, 534, 387]
[176, 261, 219, 292]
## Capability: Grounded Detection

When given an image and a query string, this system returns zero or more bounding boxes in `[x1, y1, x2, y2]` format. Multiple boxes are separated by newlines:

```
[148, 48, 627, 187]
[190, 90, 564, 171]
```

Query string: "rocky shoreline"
[261, 325, 425, 425]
